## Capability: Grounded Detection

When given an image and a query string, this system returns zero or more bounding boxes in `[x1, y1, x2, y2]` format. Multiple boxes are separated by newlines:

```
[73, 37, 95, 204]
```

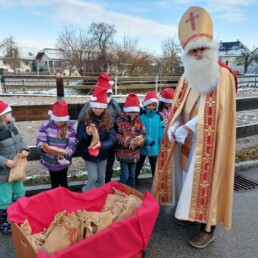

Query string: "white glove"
[174, 116, 198, 144]
[174, 126, 189, 144]
[167, 120, 180, 143]
[185, 116, 198, 133]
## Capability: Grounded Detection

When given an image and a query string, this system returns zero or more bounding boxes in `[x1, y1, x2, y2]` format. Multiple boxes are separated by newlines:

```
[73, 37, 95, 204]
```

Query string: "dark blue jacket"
[77, 115, 116, 162]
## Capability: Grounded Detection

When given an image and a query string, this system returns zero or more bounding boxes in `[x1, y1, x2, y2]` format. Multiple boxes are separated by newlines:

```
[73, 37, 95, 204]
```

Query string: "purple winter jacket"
[36, 120, 77, 172]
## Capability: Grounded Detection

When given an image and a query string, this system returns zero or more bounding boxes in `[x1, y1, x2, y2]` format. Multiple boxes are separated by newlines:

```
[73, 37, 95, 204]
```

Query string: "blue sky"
[0, 0, 258, 54]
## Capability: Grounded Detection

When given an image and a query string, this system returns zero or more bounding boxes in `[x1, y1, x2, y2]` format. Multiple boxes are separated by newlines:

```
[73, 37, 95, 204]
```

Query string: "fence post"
[114, 73, 118, 95]
[56, 77, 64, 101]
[155, 74, 159, 92]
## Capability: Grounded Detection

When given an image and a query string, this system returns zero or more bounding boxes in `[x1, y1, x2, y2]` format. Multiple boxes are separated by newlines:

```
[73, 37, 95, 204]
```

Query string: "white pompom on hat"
[0, 100, 12, 117]
[123, 93, 140, 113]
[90, 85, 108, 108]
[48, 100, 69, 122]
[159, 88, 175, 103]
[143, 91, 158, 107]
[97, 73, 114, 93]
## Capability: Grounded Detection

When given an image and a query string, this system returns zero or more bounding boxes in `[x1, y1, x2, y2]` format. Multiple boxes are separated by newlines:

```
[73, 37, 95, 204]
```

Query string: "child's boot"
[0, 209, 12, 235]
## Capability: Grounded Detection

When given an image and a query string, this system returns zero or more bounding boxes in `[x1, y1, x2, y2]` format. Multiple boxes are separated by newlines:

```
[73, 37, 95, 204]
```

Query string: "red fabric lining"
[8, 182, 160, 258]
[218, 60, 238, 92]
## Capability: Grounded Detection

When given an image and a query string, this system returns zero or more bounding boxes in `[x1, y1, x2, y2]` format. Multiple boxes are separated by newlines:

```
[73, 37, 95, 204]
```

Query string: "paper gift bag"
[8, 154, 28, 182]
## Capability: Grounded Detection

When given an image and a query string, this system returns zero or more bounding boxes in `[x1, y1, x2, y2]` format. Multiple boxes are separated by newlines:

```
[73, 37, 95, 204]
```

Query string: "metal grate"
[234, 175, 258, 192]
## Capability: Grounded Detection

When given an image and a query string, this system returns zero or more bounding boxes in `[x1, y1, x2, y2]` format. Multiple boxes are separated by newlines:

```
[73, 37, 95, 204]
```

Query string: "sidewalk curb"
[235, 160, 258, 172]
[25, 161, 258, 196]
[25, 174, 153, 196]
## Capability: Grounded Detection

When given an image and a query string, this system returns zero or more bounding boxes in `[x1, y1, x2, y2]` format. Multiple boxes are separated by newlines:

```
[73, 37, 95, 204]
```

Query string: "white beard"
[181, 46, 220, 95]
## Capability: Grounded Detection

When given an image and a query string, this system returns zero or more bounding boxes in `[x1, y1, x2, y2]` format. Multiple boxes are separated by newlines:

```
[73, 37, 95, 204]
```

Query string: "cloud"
[216, 9, 247, 22]
[209, 0, 256, 7]
[0, 0, 15, 7]
[19, 0, 61, 7]
[208, 0, 257, 22]
[3, 0, 178, 39]
[17, 36, 55, 50]
[4, 0, 177, 52]
[55, 0, 177, 37]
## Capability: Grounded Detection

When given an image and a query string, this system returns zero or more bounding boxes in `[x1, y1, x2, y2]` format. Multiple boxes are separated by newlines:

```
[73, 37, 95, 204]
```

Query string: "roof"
[0, 47, 39, 60]
[36, 48, 64, 60]
[18, 47, 39, 60]
[219, 40, 251, 56]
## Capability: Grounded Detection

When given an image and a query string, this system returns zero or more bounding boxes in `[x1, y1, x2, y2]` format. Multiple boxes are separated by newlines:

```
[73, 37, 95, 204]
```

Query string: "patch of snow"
[40, 88, 79, 95]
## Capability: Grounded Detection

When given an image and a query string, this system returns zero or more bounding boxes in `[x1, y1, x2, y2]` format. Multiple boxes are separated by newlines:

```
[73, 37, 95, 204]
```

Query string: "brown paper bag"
[89, 125, 99, 147]
[116, 194, 142, 222]
[42, 212, 81, 255]
[20, 219, 32, 235]
[42, 143, 67, 156]
[8, 154, 28, 182]
[130, 135, 144, 147]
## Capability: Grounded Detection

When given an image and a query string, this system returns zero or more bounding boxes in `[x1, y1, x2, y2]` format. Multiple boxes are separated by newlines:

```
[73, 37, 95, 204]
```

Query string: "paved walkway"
[143, 168, 258, 257]
[1, 168, 258, 258]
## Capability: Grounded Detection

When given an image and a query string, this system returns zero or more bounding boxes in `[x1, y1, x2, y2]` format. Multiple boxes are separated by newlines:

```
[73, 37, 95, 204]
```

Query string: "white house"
[36, 48, 66, 74]
[218, 40, 258, 74]
[0, 47, 39, 73]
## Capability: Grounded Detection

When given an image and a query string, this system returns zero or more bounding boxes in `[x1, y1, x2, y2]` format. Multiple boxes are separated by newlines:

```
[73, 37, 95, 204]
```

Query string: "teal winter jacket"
[139, 108, 165, 157]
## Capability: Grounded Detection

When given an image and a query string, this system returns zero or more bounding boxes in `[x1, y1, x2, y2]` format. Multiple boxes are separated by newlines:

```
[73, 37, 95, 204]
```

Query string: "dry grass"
[235, 145, 258, 162]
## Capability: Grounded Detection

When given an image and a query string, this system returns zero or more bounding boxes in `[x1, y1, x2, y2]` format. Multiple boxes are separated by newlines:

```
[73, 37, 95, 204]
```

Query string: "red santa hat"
[123, 93, 140, 113]
[97, 73, 114, 93]
[159, 88, 175, 103]
[0, 100, 12, 117]
[143, 91, 158, 107]
[90, 85, 108, 108]
[48, 100, 69, 122]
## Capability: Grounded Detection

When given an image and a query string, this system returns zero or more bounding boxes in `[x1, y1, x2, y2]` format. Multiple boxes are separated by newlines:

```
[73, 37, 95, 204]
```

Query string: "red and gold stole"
[190, 88, 217, 221]
[152, 80, 189, 203]
[152, 80, 218, 209]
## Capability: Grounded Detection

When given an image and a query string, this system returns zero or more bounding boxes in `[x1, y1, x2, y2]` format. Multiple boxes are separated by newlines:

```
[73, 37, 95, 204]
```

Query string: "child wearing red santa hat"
[77, 73, 121, 184]
[158, 88, 175, 126]
[135, 91, 165, 184]
[0, 100, 30, 235]
[116, 93, 146, 188]
[77, 85, 116, 192]
[36, 100, 77, 189]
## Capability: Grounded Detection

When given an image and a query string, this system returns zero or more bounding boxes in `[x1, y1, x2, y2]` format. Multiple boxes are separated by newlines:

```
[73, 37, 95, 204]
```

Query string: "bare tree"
[0, 36, 21, 72]
[159, 37, 182, 75]
[234, 45, 258, 73]
[56, 25, 94, 76]
[89, 22, 116, 72]
[112, 36, 155, 76]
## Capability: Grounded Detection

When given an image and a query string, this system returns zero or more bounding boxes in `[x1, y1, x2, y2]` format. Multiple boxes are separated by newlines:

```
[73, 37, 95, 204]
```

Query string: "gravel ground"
[1, 87, 258, 178]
